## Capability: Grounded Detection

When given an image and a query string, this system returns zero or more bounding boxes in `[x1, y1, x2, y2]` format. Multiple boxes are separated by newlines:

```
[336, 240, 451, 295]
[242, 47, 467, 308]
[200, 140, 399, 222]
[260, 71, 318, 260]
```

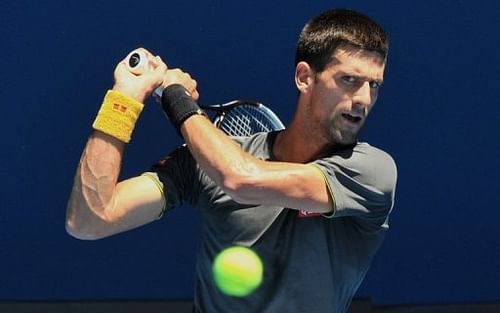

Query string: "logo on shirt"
[298, 210, 321, 218]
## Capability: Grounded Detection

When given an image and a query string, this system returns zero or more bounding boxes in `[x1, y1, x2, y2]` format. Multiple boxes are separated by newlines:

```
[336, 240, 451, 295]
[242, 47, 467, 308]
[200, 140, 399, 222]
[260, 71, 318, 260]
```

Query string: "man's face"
[307, 47, 386, 145]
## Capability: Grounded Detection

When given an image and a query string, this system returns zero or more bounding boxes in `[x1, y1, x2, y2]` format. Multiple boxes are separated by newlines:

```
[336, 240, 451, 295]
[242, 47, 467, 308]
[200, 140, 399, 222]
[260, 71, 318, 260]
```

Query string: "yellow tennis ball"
[212, 246, 263, 297]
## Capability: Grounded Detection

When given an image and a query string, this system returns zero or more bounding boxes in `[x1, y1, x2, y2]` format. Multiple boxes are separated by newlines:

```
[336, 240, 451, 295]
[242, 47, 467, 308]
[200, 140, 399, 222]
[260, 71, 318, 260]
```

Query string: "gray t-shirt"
[150, 131, 397, 313]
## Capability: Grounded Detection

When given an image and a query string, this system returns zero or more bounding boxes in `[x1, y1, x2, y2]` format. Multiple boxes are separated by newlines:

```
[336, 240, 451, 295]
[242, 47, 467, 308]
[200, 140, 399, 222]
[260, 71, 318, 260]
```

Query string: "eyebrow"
[338, 71, 384, 84]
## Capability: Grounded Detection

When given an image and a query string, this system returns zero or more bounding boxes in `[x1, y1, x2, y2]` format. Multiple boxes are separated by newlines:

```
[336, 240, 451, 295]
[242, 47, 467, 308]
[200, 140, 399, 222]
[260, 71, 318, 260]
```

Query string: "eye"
[341, 76, 358, 85]
[369, 81, 383, 90]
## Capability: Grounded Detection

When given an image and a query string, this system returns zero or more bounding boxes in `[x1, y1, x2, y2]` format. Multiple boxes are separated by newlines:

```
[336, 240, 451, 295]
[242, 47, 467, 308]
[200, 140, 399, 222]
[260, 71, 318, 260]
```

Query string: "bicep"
[104, 174, 165, 234]
[67, 173, 165, 240]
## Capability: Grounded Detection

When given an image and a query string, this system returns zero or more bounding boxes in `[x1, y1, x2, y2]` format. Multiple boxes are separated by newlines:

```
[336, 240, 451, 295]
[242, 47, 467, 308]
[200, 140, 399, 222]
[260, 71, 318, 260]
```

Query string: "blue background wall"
[1, 0, 499, 305]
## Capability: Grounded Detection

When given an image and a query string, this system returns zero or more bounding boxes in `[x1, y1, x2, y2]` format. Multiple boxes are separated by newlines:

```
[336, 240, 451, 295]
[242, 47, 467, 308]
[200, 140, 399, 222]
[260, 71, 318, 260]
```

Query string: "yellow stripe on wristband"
[92, 90, 144, 143]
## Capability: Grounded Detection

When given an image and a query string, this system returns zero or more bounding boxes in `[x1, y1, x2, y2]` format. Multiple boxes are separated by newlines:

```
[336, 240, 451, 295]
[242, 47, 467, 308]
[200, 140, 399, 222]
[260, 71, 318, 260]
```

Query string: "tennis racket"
[126, 50, 285, 136]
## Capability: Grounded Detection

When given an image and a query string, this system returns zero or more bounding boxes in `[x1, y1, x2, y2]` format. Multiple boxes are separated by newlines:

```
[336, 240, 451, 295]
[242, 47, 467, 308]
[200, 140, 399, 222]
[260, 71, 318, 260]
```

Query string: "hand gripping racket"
[126, 50, 285, 136]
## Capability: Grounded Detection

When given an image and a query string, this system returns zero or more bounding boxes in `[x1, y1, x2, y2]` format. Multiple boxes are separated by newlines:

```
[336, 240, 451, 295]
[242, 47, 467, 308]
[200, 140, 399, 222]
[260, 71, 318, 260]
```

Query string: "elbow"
[221, 172, 257, 204]
[65, 212, 110, 241]
[218, 157, 264, 204]
[65, 226, 91, 240]
[65, 193, 117, 240]
[221, 176, 243, 201]
[65, 220, 103, 241]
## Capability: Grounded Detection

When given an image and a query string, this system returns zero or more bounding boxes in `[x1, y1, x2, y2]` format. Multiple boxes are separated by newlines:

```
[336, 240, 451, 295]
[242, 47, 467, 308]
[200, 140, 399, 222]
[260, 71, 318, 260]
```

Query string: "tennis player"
[67, 9, 397, 313]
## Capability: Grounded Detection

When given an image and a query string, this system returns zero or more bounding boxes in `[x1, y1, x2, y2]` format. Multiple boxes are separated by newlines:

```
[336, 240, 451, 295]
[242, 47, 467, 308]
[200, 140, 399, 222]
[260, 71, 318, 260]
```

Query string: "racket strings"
[218, 105, 283, 136]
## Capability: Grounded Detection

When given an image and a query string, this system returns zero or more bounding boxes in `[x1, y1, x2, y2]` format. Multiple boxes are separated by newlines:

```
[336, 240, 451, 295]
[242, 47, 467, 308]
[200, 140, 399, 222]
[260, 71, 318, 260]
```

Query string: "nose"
[353, 82, 373, 109]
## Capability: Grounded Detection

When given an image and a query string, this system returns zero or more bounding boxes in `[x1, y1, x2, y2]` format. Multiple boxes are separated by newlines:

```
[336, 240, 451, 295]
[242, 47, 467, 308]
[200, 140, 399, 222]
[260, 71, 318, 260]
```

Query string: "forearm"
[66, 131, 125, 238]
[65, 49, 179, 239]
[66, 80, 150, 237]
[180, 115, 333, 212]
[180, 116, 297, 206]
[181, 115, 259, 191]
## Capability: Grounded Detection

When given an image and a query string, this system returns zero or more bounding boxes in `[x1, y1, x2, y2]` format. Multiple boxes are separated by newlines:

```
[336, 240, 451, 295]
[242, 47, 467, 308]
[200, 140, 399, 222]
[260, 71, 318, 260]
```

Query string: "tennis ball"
[212, 246, 263, 297]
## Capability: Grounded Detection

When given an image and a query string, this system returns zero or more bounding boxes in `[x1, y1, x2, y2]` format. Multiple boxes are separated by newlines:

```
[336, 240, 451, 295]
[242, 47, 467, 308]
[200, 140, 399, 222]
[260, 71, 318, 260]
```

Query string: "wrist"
[161, 84, 206, 135]
[112, 84, 146, 103]
[92, 90, 145, 143]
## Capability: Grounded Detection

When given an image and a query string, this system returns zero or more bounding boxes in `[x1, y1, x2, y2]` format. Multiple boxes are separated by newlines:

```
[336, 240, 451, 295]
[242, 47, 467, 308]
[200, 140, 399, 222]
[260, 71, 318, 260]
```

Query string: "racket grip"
[125, 50, 152, 74]
[125, 49, 164, 102]
[152, 86, 164, 102]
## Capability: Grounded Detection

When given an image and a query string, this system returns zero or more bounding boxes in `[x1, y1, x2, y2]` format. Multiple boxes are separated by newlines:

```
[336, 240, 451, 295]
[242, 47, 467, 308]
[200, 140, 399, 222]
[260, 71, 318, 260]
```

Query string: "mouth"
[341, 113, 362, 124]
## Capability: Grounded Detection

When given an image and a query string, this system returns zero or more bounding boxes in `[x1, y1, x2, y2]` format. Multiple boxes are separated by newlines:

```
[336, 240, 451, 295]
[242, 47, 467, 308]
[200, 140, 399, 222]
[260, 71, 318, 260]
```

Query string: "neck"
[273, 120, 333, 163]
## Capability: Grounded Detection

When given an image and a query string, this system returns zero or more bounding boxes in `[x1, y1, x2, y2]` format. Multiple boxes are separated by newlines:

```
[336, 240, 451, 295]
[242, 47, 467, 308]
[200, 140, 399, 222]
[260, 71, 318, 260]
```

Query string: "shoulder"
[339, 142, 396, 169]
[353, 142, 397, 190]
[355, 142, 395, 163]
[316, 142, 397, 194]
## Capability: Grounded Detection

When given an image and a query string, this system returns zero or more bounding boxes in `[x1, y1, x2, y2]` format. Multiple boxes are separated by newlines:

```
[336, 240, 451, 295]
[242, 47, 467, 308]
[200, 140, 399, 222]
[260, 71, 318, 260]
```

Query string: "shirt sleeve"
[146, 145, 202, 215]
[311, 143, 397, 231]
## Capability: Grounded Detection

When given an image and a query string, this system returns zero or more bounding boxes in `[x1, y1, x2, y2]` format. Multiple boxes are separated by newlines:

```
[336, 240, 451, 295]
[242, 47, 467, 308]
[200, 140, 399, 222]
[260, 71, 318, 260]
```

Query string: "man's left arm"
[178, 114, 334, 214]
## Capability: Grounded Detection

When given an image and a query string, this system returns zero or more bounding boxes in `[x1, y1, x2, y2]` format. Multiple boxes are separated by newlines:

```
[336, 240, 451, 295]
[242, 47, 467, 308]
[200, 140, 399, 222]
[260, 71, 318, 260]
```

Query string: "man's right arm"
[65, 130, 165, 240]
[65, 48, 199, 240]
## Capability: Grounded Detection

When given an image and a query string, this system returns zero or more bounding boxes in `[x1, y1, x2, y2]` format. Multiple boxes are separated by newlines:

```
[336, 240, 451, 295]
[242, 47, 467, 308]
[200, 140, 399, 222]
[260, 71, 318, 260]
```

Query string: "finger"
[148, 62, 168, 87]
[163, 68, 181, 86]
[114, 60, 129, 76]
[191, 89, 200, 101]
[149, 55, 164, 69]
[147, 54, 162, 70]
[191, 78, 198, 91]
[153, 56, 168, 73]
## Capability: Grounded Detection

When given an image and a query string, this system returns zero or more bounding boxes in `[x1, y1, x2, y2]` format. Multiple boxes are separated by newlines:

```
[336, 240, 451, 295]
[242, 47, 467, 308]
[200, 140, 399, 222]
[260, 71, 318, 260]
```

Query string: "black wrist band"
[161, 84, 204, 135]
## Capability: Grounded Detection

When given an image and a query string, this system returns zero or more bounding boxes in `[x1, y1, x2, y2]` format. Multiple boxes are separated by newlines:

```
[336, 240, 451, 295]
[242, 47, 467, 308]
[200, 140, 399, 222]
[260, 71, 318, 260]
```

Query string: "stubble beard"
[303, 101, 361, 148]
[326, 113, 360, 146]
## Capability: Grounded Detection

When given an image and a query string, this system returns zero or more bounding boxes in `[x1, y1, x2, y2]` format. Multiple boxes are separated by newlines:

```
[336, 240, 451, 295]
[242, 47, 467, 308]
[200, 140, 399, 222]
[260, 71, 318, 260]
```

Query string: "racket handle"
[125, 49, 164, 101]
[125, 50, 151, 74]
[152, 86, 164, 101]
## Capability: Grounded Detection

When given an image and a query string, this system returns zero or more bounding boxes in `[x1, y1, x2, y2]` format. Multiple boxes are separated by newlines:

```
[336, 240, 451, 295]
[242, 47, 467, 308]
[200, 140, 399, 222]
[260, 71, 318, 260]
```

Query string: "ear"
[295, 61, 314, 93]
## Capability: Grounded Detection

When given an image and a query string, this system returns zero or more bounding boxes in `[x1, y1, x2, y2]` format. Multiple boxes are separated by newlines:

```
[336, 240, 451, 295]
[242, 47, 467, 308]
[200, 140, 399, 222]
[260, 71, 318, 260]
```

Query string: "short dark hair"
[295, 9, 389, 72]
